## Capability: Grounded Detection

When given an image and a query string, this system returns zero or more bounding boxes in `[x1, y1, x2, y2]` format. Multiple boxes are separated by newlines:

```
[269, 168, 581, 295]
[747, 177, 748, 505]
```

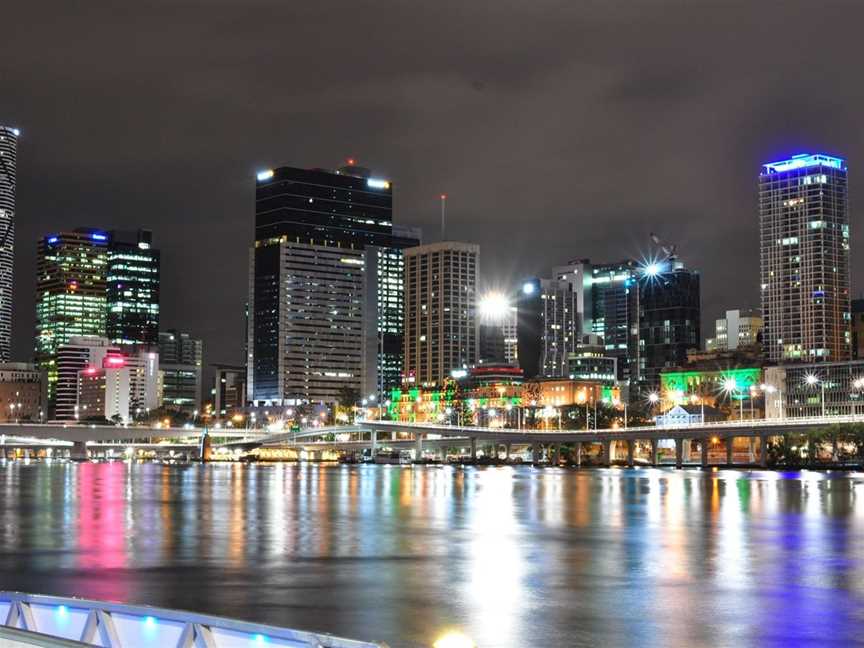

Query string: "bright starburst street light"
[479, 291, 510, 321]
[805, 374, 819, 386]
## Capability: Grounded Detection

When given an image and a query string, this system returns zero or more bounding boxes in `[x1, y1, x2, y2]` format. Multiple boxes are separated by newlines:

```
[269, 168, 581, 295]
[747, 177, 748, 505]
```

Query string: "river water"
[0, 461, 862, 647]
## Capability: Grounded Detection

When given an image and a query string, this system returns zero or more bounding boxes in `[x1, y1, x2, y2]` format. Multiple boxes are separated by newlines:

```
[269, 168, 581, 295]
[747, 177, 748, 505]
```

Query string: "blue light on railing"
[47, 236, 58, 244]
[762, 153, 845, 174]
[255, 633, 268, 644]
[91, 233, 108, 241]
[56, 605, 68, 617]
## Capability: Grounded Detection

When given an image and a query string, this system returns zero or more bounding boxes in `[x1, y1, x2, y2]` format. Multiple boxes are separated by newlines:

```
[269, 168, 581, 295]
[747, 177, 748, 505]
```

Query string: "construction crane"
[649, 232, 677, 262]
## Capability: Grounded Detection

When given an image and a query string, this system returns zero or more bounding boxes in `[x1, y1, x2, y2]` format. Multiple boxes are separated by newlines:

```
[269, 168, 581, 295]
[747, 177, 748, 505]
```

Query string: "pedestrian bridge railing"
[0, 592, 384, 648]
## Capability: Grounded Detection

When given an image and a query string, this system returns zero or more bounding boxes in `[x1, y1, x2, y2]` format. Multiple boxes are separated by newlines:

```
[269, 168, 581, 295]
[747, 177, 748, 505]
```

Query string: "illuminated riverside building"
[660, 367, 763, 419]
[0, 125, 19, 362]
[248, 162, 419, 405]
[54, 336, 121, 421]
[106, 230, 160, 349]
[35, 229, 110, 405]
[760, 153, 850, 363]
[403, 242, 479, 386]
[764, 360, 864, 418]
[0, 363, 44, 422]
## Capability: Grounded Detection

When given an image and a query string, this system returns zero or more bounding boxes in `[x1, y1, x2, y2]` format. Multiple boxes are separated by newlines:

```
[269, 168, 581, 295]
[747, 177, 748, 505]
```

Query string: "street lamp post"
[852, 378, 864, 417]
[805, 374, 826, 418]
[648, 392, 659, 424]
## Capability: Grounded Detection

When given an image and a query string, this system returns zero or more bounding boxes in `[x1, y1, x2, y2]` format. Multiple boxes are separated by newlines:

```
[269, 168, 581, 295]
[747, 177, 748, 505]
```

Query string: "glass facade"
[107, 230, 160, 349]
[35, 229, 109, 403]
[631, 263, 701, 391]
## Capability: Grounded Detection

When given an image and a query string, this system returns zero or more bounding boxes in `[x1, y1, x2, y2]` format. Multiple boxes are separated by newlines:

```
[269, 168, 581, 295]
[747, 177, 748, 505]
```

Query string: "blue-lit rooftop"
[762, 153, 846, 174]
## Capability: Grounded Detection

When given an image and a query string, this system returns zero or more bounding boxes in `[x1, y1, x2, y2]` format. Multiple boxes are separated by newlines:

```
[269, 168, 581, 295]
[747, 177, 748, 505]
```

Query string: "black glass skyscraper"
[630, 261, 701, 390]
[248, 163, 419, 405]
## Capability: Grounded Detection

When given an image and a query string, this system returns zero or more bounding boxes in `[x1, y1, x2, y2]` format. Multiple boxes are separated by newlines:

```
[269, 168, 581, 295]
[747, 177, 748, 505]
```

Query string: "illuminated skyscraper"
[107, 229, 160, 349]
[403, 242, 479, 386]
[0, 125, 19, 362]
[36, 229, 109, 404]
[516, 277, 579, 379]
[760, 153, 850, 363]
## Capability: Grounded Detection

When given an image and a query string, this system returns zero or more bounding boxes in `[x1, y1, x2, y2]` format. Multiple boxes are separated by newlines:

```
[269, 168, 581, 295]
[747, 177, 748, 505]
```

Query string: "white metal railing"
[0, 592, 383, 648]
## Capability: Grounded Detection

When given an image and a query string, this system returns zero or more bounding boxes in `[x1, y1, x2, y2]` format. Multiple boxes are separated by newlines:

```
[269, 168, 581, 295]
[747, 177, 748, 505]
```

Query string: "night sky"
[3, 1, 864, 369]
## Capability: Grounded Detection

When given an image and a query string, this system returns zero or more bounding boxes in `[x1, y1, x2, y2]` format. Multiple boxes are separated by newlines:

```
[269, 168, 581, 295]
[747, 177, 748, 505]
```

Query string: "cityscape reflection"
[0, 463, 862, 647]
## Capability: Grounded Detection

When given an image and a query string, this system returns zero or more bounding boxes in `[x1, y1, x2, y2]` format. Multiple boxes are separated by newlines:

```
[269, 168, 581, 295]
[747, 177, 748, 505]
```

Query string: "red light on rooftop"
[346, 157, 356, 165]
[84, 366, 98, 375]
[440, 194, 447, 200]
[104, 355, 125, 367]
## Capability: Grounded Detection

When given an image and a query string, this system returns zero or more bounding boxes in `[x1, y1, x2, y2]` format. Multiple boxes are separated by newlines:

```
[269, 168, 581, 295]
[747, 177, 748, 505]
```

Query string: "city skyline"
[3, 2, 864, 373]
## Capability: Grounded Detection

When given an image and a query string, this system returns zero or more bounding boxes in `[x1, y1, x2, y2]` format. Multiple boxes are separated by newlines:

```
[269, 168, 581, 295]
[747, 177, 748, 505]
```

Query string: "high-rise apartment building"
[630, 261, 701, 390]
[760, 153, 850, 363]
[36, 229, 110, 403]
[516, 276, 579, 379]
[0, 125, 19, 362]
[107, 230, 160, 349]
[403, 242, 479, 386]
[248, 163, 418, 405]
[159, 330, 202, 413]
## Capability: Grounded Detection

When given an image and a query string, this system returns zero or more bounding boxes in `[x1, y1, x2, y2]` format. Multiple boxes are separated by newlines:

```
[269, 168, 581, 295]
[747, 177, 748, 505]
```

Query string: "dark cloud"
[3, 0, 864, 367]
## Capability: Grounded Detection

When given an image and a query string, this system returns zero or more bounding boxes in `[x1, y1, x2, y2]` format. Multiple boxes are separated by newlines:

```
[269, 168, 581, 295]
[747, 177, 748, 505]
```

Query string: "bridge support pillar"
[748, 436, 756, 463]
[601, 440, 611, 467]
[531, 444, 540, 465]
[675, 439, 683, 469]
[808, 437, 816, 466]
[71, 441, 87, 461]
[575, 442, 582, 467]
[552, 444, 560, 467]
[650, 439, 659, 466]
[726, 437, 734, 465]
[415, 433, 423, 460]
[832, 435, 839, 462]
[701, 438, 709, 468]
[505, 443, 511, 461]
[371, 431, 378, 456]
[470, 437, 477, 462]
[759, 435, 768, 467]
[626, 440, 635, 467]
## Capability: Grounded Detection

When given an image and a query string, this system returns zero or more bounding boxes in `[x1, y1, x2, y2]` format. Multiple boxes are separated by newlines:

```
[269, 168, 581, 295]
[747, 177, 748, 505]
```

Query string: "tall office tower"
[555, 259, 636, 380]
[54, 336, 121, 421]
[760, 153, 850, 363]
[35, 229, 110, 405]
[630, 260, 700, 390]
[516, 277, 579, 379]
[159, 330, 203, 413]
[705, 309, 762, 352]
[248, 162, 417, 405]
[107, 230, 160, 349]
[403, 242, 479, 386]
[0, 126, 18, 362]
[367, 223, 421, 397]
